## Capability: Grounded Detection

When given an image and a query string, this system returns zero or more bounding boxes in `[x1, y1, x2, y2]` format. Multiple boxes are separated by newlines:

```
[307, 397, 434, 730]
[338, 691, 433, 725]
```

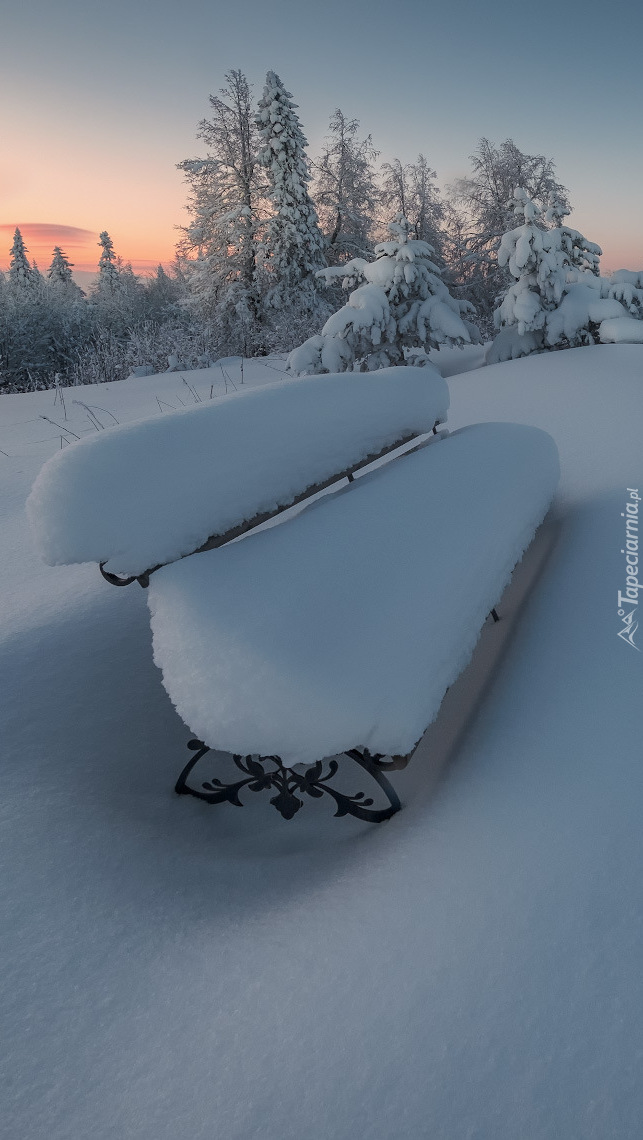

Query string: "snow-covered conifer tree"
[312, 110, 379, 266]
[8, 228, 36, 290]
[542, 195, 601, 283]
[607, 270, 643, 321]
[489, 188, 625, 360]
[95, 231, 122, 295]
[89, 233, 148, 339]
[48, 246, 74, 285]
[289, 214, 478, 374]
[1, 233, 92, 389]
[255, 71, 326, 315]
[47, 246, 83, 296]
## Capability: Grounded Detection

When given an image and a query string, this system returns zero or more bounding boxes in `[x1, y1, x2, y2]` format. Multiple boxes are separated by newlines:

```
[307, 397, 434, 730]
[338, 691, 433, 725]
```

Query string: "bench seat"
[147, 422, 559, 768]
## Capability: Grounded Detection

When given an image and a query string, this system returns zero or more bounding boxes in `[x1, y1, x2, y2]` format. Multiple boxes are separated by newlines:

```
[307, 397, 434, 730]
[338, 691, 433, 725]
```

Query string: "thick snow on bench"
[148, 423, 559, 766]
[27, 366, 448, 577]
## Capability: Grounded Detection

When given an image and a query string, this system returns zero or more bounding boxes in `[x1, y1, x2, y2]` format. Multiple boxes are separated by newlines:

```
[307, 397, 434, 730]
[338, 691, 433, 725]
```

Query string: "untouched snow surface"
[149, 423, 558, 764]
[2, 347, 643, 1139]
[27, 366, 447, 577]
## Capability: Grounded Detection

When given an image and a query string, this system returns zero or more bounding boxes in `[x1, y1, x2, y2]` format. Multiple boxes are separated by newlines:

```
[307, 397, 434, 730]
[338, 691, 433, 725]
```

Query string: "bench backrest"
[27, 366, 449, 579]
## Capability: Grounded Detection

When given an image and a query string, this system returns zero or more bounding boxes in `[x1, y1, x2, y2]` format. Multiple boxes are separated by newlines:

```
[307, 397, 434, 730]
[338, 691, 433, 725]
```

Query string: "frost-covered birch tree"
[312, 110, 379, 266]
[255, 71, 326, 318]
[381, 155, 445, 261]
[177, 69, 267, 352]
[289, 214, 478, 374]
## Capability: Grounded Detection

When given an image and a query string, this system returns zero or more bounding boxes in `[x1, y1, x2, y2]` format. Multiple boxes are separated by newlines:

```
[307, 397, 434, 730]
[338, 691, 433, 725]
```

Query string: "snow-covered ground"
[2, 346, 643, 1139]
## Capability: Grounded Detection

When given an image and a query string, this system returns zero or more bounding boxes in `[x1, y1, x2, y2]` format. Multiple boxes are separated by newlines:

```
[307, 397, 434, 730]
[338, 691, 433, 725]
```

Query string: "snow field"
[2, 344, 643, 1139]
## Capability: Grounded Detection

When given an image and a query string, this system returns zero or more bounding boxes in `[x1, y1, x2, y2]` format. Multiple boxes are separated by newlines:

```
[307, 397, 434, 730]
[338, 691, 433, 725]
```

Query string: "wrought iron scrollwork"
[175, 740, 404, 823]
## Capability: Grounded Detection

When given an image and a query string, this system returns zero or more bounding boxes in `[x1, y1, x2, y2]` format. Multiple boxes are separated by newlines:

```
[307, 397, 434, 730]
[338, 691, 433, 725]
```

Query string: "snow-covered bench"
[28, 368, 447, 587]
[27, 367, 559, 823]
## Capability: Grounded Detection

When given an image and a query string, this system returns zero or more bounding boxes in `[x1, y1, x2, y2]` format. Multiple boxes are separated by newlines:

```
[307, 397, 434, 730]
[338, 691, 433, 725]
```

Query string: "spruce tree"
[489, 188, 621, 360]
[47, 246, 83, 294]
[289, 214, 478, 374]
[95, 231, 122, 295]
[255, 71, 326, 314]
[8, 228, 35, 289]
[607, 270, 643, 322]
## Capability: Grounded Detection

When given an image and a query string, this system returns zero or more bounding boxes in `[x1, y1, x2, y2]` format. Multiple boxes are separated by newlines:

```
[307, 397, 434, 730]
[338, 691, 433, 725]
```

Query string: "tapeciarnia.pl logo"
[617, 488, 641, 650]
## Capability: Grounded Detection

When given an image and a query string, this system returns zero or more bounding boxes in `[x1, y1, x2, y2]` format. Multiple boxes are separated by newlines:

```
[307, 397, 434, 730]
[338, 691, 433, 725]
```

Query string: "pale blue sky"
[1, 0, 641, 271]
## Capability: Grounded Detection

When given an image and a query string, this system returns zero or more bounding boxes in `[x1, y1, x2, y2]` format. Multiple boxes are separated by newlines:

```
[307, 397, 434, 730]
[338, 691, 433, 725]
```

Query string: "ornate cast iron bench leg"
[175, 739, 404, 823]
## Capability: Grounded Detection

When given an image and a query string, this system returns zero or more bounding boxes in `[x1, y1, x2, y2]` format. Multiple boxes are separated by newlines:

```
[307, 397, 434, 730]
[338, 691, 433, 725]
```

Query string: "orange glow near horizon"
[1, 109, 641, 281]
[0, 197, 641, 282]
[1, 218, 641, 281]
[0, 221, 179, 277]
[0, 136, 189, 278]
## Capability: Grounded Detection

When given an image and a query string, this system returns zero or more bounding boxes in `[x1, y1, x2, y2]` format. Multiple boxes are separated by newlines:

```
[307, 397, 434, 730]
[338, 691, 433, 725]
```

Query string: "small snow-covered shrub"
[544, 283, 625, 348]
[599, 317, 643, 344]
[606, 270, 643, 329]
[289, 214, 478, 374]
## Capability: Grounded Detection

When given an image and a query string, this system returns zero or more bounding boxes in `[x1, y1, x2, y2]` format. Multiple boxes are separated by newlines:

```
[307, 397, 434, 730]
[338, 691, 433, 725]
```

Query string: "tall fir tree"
[8, 228, 35, 289]
[95, 231, 122, 295]
[255, 71, 326, 314]
[47, 246, 83, 295]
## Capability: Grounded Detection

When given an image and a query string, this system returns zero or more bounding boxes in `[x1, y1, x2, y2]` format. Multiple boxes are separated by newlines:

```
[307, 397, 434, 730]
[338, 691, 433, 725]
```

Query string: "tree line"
[1, 67, 602, 390]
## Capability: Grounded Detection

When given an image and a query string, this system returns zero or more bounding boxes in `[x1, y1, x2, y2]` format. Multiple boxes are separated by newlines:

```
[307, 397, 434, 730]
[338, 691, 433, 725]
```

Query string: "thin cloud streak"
[0, 222, 97, 243]
[0, 223, 101, 272]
